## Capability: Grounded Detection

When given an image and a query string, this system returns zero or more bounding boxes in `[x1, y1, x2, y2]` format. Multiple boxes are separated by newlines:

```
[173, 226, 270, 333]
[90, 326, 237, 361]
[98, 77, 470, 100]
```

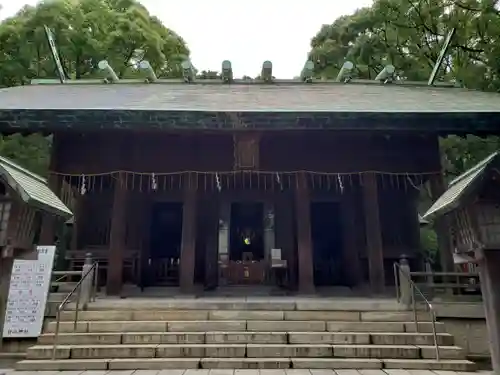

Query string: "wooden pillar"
[295, 173, 315, 294]
[341, 193, 362, 287]
[39, 175, 62, 245]
[107, 172, 127, 295]
[478, 250, 500, 372]
[39, 134, 62, 245]
[276, 192, 296, 288]
[71, 195, 83, 251]
[362, 173, 385, 293]
[429, 173, 454, 273]
[180, 173, 197, 293]
[204, 197, 219, 289]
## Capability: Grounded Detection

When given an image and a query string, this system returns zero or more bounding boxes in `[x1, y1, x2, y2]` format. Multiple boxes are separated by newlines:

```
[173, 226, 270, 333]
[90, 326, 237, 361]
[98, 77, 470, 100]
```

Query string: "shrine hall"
[1, 62, 500, 295]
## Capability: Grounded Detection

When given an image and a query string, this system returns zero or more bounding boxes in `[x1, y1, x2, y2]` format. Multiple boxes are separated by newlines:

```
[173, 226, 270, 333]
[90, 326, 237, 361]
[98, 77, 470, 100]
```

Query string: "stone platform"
[15, 297, 477, 372]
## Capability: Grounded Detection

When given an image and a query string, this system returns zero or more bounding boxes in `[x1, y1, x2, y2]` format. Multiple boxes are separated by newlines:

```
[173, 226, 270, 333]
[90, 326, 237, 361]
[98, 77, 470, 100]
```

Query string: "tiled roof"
[1, 81, 500, 112]
[0, 156, 73, 218]
[423, 151, 500, 219]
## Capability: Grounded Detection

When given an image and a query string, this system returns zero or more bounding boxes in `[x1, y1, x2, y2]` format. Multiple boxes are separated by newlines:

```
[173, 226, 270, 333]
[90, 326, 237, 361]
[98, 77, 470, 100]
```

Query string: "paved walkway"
[0, 370, 494, 375]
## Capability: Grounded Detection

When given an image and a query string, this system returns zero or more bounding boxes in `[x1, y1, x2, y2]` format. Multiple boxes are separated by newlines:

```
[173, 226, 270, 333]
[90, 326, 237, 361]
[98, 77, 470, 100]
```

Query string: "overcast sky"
[0, 0, 373, 78]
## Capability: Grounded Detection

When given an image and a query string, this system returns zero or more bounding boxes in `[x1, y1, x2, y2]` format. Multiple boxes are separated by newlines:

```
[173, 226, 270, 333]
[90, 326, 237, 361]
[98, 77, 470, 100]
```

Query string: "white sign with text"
[3, 246, 56, 338]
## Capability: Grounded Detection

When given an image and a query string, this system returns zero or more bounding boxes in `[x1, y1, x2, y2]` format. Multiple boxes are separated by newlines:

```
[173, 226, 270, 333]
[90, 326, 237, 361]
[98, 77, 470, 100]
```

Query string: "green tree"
[0, 0, 190, 86]
[309, 0, 500, 258]
[0, 0, 190, 175]
[0, 134, 51, 177]
[197, 70, 221, 79]
[309, 0, 500, 89]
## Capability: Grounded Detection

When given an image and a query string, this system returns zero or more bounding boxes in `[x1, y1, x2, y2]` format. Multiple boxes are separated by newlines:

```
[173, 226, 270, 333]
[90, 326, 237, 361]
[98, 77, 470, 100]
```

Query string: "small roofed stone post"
[398, 254, 412, 309]
[80, 253, 93, 310]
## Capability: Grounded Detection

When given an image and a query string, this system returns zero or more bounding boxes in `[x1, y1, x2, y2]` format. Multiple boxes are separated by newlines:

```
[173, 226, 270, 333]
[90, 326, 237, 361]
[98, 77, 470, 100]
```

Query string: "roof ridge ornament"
[336, 61, 354, 83]
[221, 60, 233, 83]
[98, 60, 119, 83]
[181, 60, 195, 83]
[44, 25, 66, 84]
[300, 60, 314, 83]
[261, 61, 273, 83]
[139, 60, 157, 82]
[375, 64, 395, 84]
[428, 28, 456, 86]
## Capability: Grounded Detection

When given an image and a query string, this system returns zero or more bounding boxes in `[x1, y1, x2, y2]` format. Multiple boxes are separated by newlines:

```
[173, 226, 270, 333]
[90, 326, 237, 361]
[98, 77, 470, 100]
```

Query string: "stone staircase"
[16, 299, 477, 371]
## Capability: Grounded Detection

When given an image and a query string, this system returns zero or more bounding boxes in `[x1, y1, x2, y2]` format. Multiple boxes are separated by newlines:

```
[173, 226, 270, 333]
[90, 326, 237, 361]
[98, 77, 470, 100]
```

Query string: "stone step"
[367, 332, 454, 346]
[15, 357, 477, 371]
[58, 309, 431, 322]
[43, 319, 447, 333]
[295, 358, 476, 371]
[51, 281, 78, 293]
[47, 292, 70, 303]
[26, 343, 465, 360]
[66, 299, 406, 312]
[16, 358, 199, 371]
[289, 332, 453, 345]
[38, 331, 455, 346]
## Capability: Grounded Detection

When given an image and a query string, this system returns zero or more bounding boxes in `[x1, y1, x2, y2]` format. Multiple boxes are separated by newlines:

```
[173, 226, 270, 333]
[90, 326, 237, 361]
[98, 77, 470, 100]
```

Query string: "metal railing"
[52, 262, 99, 360]
[393, 262, 440, 361]
[409, 270, 480, 291]
[52, 270, 82, 282]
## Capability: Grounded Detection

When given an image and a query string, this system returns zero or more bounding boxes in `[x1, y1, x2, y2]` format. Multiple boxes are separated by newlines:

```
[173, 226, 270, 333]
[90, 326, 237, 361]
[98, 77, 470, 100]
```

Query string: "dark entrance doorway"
[310, 202, 345, 286]
[145, 202, 183, 286]
[227, 202, 266, 284]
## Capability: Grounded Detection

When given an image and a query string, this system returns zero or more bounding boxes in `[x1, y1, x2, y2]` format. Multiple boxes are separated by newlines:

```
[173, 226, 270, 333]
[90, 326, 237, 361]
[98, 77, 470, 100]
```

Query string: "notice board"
[2, 245, 56, 338]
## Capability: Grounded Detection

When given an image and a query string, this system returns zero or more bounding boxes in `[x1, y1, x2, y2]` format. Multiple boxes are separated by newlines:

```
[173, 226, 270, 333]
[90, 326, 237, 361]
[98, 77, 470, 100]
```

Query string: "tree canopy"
[308, 0, 500, 180]
[308, 0, 500, 258]
[309, 0, 500, 91]
[0, 0, 190, 87]
[0, 0, 499, 190]
[0, 0, 190, 174]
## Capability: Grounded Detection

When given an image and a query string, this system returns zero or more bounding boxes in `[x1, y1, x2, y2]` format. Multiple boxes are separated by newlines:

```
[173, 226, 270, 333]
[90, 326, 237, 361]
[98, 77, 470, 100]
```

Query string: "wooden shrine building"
[422, 151, 500, 372]
[0, 155, 72, 340]
[1, 67, 500, 295]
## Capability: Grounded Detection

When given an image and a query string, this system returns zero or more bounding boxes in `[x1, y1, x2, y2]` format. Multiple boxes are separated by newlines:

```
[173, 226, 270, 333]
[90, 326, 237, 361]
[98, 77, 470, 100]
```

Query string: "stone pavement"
[0, 370, 494, 375]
